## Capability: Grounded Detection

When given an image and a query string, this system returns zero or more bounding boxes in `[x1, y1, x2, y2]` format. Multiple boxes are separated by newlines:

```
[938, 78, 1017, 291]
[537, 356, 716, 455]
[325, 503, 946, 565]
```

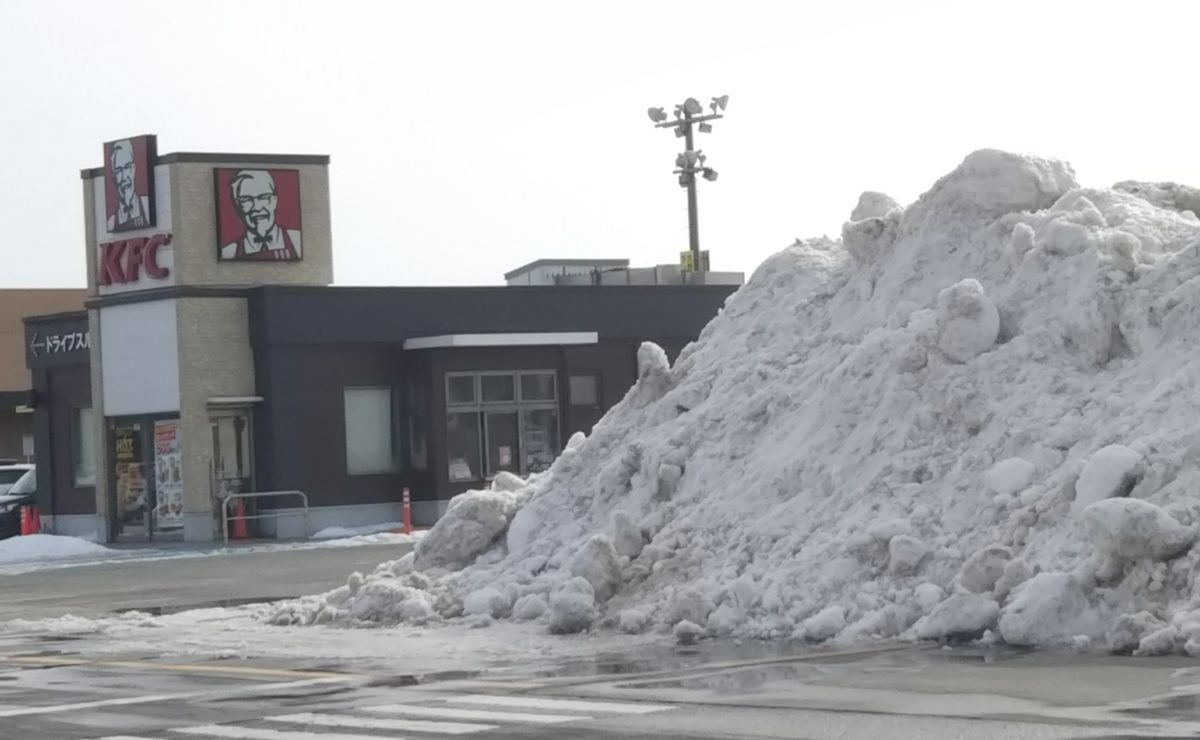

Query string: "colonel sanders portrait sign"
[103, 135, 157, 233]
[215, 168, 303, 261]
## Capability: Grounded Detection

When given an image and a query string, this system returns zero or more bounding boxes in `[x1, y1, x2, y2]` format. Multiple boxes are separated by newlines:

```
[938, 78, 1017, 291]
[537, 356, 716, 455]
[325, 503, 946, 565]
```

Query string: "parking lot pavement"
[0, 542, 413, 621]
[4, 632, 1200, 739]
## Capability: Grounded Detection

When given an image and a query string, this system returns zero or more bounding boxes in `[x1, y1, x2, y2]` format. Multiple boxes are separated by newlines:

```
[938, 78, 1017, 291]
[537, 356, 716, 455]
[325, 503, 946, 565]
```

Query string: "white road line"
[170, 727, 391, 740]
[265, 712, 495, 735]
[364, 702, 586, 724]
[444, 693, 676, 715]
[0, 677, 350, 718]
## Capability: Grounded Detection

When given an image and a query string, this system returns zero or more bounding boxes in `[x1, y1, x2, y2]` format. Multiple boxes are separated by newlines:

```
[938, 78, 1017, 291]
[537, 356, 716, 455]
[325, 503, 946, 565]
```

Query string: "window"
[344, 388, 400, 475]
[447, 412, 482, 481]
[520, 372, 556, 401]
[407, 379, 429, 472]
[481, 374, 516, 403]
[447, 375, 476, 405]
[569, 375, 599, 407]
[444, 371, 560, 481]
[73, 407, 96, 486]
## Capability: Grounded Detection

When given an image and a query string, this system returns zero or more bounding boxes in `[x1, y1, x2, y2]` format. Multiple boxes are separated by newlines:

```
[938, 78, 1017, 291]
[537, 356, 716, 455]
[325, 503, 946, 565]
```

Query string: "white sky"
[1, 0, 1198, 288]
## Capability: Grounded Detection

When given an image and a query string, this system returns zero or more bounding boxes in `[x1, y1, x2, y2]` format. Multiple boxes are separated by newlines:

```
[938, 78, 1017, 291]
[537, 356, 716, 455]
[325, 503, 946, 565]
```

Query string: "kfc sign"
[104, 135, 157, 232]
[99, 234, 172, 286]
[215, 168, 303, 261]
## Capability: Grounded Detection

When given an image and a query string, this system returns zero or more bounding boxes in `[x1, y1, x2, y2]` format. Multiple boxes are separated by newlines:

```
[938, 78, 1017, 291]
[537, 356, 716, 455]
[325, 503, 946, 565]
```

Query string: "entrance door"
[112, 421, 151, 541]
[210, 409, 253, 512]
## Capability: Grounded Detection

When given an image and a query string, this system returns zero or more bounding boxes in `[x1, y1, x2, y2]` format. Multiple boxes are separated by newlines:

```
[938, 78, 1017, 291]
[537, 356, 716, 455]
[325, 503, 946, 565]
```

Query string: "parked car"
[0, 464, 33, 496]
[0, 467, 35, 541]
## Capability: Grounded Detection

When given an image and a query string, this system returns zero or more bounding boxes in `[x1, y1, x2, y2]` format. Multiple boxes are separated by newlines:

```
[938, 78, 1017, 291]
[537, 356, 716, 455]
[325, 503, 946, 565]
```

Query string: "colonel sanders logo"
[215, 168, 303, 261]
[103, 135, 157, 233]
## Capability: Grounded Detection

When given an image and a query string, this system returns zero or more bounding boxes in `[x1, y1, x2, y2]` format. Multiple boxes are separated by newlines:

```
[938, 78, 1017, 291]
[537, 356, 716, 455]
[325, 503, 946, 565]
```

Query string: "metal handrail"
[221, 490, 309, 544]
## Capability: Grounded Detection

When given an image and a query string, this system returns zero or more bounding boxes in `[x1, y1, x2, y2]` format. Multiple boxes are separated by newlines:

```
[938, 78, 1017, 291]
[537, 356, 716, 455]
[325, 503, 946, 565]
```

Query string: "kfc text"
[99, 233, 172, 285]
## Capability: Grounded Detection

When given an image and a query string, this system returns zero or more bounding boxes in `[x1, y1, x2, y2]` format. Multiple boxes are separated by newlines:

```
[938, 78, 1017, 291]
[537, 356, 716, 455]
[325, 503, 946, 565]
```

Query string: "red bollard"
[231, 499, 249, 540]
[402, 487, 412, 535]
[29, 506, 40, 535]
[19, 506, 31, 536]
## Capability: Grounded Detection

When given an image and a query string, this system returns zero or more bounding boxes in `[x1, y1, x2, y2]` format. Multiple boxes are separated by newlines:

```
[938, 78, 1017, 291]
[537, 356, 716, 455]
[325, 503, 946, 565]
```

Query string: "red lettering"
[143, 233, 171, 279]
[97, 233, 173, 286]
[99, 241, 126, 286]
[124, 237, 146, 282]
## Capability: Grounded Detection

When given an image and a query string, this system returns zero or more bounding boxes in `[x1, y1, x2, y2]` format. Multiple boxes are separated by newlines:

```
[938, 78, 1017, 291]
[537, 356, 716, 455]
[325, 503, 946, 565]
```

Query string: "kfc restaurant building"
[25, 135, 736, 543]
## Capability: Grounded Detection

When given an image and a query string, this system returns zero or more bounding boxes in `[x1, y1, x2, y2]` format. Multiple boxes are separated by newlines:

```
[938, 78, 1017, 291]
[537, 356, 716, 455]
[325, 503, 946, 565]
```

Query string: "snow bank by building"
[0, 534, 109, 563]
[267, 149, 1200, 655]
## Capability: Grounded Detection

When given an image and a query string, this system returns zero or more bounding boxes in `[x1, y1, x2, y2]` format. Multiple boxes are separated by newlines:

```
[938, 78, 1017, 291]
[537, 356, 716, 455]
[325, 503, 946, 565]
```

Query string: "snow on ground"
[0, 604, 665, 675]
[257, 150, 1200, 656]
[0, 530, 425, 576]
[0, 534, 110, 564]
[313, 522, 408, 539]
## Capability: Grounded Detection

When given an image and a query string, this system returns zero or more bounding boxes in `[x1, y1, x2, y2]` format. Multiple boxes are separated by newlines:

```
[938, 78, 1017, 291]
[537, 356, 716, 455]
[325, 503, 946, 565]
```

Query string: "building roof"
[80, 151, 330, 179]
[0, 289, 87, 395]
[504, 258, 630, 280]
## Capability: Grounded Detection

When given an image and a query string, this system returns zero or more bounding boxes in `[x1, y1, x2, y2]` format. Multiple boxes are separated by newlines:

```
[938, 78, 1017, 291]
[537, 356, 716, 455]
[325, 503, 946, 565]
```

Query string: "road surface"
[3, 542, 1200, 738]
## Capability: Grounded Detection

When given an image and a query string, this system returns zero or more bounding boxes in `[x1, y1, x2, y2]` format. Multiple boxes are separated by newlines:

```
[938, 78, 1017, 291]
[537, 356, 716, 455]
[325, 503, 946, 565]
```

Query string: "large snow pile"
[0, 534, 108, 563]
[269, 150, 1200, 656]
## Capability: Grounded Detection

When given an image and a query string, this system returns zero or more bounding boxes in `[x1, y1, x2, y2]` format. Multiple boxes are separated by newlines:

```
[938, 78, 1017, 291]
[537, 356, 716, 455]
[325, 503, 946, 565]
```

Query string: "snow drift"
[269, 149, 1200, 655]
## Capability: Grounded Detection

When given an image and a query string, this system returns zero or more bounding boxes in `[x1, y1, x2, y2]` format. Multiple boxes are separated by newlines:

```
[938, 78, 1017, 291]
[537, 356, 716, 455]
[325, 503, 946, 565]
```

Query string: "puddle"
[112, 595, 297, 616]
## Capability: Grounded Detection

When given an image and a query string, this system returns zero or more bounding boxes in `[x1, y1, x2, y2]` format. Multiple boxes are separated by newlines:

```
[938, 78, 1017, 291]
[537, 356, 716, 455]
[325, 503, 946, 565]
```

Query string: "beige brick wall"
[87, 308, 109, 534]
[175, 297, 256, 529]
[171, 161, 333, 287]
[83, 178, 99, 297]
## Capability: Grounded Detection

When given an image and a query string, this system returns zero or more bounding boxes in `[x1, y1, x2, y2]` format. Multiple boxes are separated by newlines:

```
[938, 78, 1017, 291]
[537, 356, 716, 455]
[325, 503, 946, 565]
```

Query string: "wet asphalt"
[4, 544, 1200, 738]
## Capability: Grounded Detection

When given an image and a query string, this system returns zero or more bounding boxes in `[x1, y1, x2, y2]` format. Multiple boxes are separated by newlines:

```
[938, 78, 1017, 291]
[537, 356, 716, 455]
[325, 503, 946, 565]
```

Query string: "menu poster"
[114, 425, 146, 521]
[154, 420, 183, 529]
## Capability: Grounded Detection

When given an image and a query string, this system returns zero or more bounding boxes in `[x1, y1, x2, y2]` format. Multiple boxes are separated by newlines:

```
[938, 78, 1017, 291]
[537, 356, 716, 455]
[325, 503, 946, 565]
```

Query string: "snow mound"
[1072, 445, 1142, 512]
[265, 149, 1200, 654]
[0, 534, 108, 563]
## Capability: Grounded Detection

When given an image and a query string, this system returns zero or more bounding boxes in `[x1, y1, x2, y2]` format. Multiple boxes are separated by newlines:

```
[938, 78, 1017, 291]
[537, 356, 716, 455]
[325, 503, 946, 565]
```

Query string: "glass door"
[211, 411, 253, 499]
[112, 421, 152, 541]
[484, 411, 520, 477]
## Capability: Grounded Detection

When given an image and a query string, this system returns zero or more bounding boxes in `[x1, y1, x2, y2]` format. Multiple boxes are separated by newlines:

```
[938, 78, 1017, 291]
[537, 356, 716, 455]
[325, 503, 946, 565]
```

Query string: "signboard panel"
[153, 420, 183, 531]
[214, 168, 303, 262]
[102, 135, 158, 233]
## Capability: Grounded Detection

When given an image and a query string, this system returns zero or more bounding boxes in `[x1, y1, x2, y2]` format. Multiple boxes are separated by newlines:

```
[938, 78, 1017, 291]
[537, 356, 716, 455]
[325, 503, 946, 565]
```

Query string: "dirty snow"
[264, 149, 1200, 655]
[0, 534, 110, 563]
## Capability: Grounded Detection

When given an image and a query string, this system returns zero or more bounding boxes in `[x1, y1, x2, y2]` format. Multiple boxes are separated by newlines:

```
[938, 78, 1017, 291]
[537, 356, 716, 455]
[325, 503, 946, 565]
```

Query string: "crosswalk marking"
[265, 711, 495, 735]
[443, 693, 677, 715]
[170, 727, 389, 740]
[364, 703, 586, 724]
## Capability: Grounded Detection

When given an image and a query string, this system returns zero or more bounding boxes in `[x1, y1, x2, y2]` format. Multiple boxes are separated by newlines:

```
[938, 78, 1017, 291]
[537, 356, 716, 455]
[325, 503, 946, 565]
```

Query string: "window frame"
[343, 386, 402, 476]
[443, 370, 560, 481]
[72, 406, 97, 488]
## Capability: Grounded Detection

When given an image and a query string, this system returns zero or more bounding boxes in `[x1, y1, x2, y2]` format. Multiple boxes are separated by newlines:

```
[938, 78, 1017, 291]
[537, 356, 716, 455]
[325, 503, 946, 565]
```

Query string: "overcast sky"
[2, 0, 1198, 288]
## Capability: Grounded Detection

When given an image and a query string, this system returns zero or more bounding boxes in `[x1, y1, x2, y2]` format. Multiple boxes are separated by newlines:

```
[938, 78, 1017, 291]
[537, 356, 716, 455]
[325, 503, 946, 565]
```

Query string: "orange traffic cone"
[231, 499, 249, 540]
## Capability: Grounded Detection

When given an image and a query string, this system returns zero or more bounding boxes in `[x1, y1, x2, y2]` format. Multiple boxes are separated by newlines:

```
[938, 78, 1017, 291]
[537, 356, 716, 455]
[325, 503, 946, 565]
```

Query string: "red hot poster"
[214, 168, 303, 262]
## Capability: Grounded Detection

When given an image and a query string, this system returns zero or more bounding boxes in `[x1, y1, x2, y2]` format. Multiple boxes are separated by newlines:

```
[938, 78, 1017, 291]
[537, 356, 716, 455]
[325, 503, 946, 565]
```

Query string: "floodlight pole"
[682, 113, 701, 269]
[651, 99, 726, 274]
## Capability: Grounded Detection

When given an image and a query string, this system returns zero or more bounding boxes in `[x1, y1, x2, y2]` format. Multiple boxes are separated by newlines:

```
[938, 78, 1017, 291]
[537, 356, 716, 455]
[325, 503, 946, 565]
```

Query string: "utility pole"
[647, 95, 729, 273]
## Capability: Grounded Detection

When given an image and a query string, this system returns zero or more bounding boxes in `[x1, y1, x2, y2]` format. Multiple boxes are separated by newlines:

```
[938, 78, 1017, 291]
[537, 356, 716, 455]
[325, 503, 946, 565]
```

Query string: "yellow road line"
[0, 654, 351, 679]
